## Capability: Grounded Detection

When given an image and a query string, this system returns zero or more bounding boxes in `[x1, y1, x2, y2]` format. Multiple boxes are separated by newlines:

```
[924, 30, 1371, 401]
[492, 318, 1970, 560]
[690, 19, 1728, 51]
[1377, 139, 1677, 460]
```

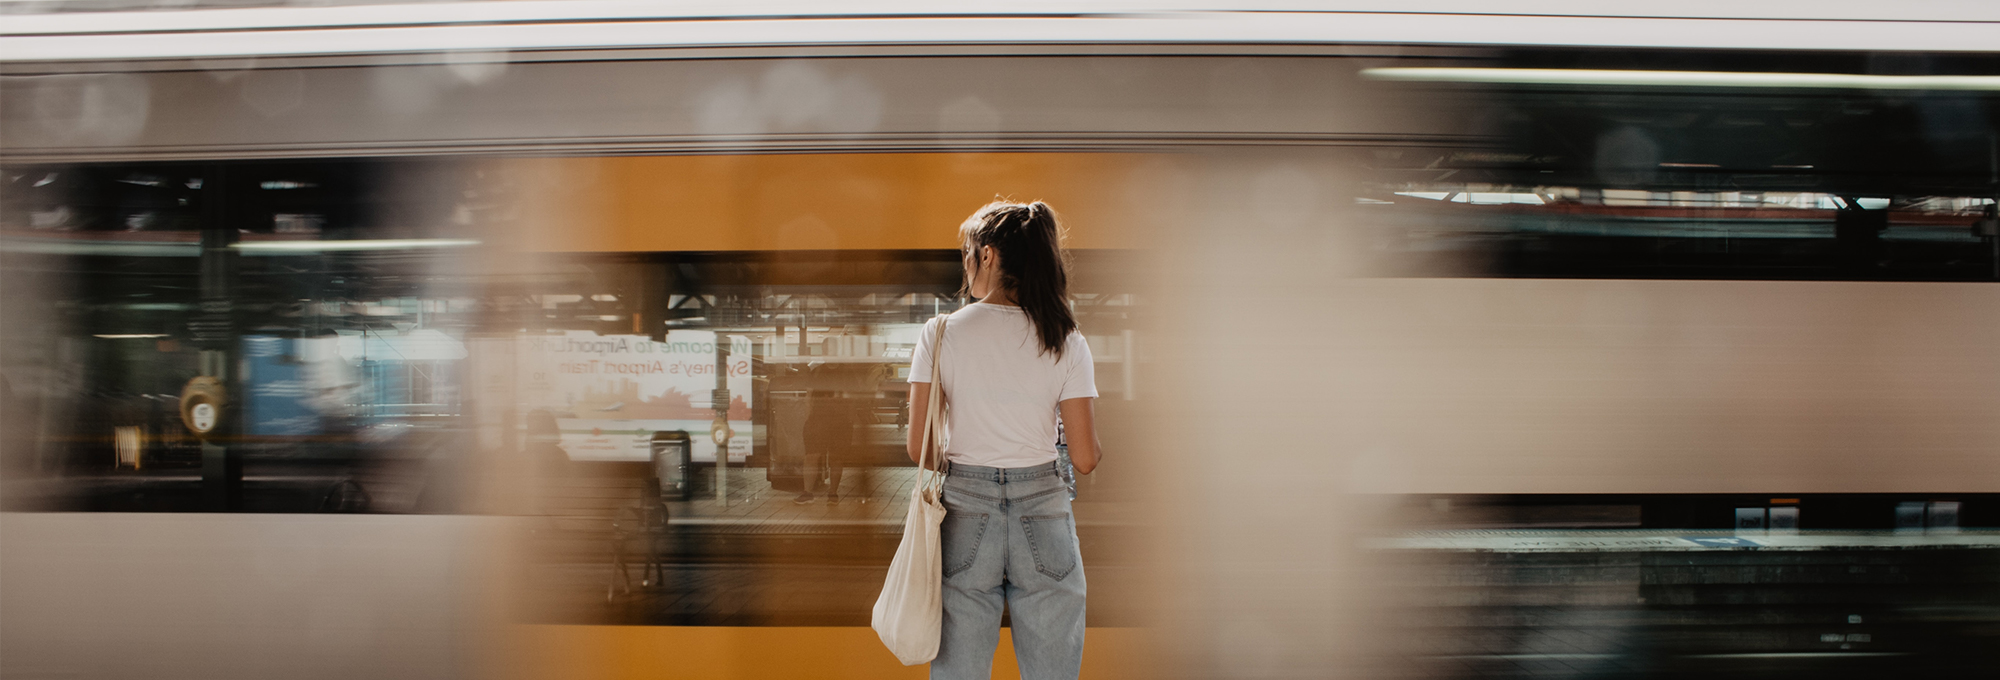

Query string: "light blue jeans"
[932, 462, 1087, 680]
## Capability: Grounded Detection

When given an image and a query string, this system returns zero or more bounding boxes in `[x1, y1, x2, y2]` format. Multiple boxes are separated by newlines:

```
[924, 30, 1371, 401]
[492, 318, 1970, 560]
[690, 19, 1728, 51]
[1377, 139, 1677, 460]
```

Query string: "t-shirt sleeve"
[1058, 331, 1098, 401]
[907, 317, 939, 384]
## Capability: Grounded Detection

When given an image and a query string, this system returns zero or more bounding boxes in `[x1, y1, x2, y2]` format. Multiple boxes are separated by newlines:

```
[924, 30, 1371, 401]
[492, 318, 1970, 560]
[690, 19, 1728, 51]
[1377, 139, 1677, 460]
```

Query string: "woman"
[906, 201, 1103, 680]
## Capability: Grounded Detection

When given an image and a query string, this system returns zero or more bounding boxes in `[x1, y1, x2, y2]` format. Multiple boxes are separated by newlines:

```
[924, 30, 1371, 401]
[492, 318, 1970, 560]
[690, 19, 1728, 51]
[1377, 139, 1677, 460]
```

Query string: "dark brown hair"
[960, 200, 1077, 358]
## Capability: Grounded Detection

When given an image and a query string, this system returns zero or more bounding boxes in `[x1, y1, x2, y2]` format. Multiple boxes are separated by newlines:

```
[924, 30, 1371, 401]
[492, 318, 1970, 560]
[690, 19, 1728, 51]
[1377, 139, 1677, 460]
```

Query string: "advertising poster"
[242, 335, 362, 437]
[519, 330, 753, 463]
[242, 336, 321, 437]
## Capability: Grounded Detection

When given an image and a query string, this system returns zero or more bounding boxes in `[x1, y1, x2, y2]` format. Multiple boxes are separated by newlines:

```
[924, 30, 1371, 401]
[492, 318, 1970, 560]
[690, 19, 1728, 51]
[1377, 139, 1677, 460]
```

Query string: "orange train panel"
[508, 625, 1158, 680]
[506, 153, 1166, 253]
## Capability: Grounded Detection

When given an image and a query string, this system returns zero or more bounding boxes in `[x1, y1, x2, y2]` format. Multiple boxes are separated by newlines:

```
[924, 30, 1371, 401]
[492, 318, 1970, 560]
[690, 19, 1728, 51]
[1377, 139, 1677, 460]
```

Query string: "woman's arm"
[906, 383, 935, 469]
[1059, 397, 1101, 475]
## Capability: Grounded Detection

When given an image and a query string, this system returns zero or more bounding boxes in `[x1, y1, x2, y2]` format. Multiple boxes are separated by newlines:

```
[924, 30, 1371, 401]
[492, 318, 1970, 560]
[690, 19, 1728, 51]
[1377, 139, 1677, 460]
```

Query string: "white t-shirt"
[908, 302, 1097, 469]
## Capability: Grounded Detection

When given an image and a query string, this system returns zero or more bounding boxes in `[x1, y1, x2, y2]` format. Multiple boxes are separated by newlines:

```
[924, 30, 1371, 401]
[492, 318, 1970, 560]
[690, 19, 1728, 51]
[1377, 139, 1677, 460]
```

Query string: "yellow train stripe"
[511, 625, 1154, 680]
[506, 153, 1170, 253]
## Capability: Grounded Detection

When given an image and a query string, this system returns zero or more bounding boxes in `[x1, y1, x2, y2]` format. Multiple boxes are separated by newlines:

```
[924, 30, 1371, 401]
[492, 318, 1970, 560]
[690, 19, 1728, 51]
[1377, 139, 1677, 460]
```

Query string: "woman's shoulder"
[949, 302, 997, 317]
[936, 305, 982, 328]
[1062, 330, 1093, 358]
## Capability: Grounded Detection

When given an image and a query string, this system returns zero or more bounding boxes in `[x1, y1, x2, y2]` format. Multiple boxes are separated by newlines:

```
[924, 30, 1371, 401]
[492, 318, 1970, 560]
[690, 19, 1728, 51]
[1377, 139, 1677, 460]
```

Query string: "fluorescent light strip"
[1363, 67, 2000, 91]
[1679, 652, 1909, 659]
[93, 334, 169, 339]
[232, 238, 480, 252]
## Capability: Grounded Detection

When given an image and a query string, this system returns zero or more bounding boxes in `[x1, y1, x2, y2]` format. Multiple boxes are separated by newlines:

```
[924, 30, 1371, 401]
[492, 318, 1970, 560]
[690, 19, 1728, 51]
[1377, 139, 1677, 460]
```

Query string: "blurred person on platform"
[797, 389, 859, 504]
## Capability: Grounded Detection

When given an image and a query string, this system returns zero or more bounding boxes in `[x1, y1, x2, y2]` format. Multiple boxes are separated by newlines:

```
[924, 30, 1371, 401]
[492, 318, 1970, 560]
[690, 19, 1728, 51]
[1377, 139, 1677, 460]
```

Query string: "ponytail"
[959, 200, 1077, 358]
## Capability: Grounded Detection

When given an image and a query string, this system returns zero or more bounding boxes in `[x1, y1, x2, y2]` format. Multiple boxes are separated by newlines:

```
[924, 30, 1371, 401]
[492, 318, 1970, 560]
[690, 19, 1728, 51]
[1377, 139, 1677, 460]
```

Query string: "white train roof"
[6, 0, 2000, 63]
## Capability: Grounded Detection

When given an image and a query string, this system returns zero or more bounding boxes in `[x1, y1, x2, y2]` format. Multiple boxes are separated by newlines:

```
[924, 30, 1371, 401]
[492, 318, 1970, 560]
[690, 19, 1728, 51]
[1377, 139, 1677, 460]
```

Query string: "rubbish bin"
[651, 430, 692, 501]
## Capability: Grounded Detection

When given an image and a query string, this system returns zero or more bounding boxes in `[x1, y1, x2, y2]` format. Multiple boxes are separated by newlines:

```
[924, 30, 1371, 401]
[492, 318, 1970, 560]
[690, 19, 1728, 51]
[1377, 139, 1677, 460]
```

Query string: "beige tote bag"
[872, 317, 950, 665]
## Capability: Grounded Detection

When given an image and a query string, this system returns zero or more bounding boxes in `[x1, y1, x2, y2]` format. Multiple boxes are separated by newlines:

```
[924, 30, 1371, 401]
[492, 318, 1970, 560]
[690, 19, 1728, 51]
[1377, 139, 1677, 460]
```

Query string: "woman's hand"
[1059, 397, 1101, 475]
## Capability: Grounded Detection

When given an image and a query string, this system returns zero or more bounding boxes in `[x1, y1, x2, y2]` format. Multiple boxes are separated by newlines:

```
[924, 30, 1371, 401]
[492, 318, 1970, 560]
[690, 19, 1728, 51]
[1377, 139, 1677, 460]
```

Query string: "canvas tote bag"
[872, 317, 950, 665]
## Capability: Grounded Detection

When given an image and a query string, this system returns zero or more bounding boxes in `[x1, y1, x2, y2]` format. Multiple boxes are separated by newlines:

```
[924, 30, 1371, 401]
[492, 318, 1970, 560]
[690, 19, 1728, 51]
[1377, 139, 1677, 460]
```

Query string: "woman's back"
[898, 199, 1098, 679]
[910, 302, 1096, 470]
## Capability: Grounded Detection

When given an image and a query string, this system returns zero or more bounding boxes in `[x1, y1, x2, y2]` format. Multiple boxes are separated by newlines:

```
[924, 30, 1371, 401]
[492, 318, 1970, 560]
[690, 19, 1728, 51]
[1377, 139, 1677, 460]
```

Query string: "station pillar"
[193, 166, 243, 511]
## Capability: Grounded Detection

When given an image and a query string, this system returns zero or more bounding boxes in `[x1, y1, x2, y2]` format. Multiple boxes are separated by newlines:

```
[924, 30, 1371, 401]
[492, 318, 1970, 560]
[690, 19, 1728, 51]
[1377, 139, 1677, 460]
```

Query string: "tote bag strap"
[918, 317, 949, 490]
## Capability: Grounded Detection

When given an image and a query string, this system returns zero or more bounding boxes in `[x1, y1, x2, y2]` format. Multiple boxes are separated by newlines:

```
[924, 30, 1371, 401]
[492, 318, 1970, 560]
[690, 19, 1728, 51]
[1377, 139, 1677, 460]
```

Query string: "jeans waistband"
[946, 461, 1061, 481]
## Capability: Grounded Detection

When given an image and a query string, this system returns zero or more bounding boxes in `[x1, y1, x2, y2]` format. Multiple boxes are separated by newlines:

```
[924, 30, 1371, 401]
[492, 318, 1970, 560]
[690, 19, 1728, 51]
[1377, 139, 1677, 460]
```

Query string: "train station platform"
[1370, 528, 2000, 678]
[542, 465, 1136, 543]
[1373, 528, 2000, 552]
[529, 466, 1147, 626]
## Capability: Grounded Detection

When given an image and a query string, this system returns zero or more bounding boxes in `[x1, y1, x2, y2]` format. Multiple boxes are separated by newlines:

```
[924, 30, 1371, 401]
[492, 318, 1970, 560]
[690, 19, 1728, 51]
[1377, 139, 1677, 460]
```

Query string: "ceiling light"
[1394, 191, 1452, 201]
[1393, 190, 1544, 205]
[232, 238, 480, 253]
[1362, 67, 2000, 91]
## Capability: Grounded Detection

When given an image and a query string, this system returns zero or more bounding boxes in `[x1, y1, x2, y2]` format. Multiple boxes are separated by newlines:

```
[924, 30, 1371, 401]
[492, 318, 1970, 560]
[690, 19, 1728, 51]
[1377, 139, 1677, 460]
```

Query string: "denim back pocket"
[1021, 514, 1079, 580]
[942, 512, 989, 578]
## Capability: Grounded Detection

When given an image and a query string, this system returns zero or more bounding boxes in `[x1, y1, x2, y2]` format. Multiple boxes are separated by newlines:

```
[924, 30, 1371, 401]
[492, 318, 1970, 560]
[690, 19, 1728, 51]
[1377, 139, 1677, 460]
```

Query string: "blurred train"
[5, 2, 2000, 679]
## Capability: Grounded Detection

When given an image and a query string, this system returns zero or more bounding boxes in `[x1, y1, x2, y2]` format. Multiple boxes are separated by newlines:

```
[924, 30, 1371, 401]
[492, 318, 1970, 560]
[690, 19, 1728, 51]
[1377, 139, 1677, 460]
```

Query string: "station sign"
[517, 330, 752, 463]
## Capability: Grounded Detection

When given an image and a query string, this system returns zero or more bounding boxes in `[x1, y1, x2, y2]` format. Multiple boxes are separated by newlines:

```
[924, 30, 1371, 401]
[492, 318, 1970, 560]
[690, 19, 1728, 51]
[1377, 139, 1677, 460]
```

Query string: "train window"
[1360, 49, 2000, 282]
[1, 159, 493, 511]
[1, 153, 1154, 625]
